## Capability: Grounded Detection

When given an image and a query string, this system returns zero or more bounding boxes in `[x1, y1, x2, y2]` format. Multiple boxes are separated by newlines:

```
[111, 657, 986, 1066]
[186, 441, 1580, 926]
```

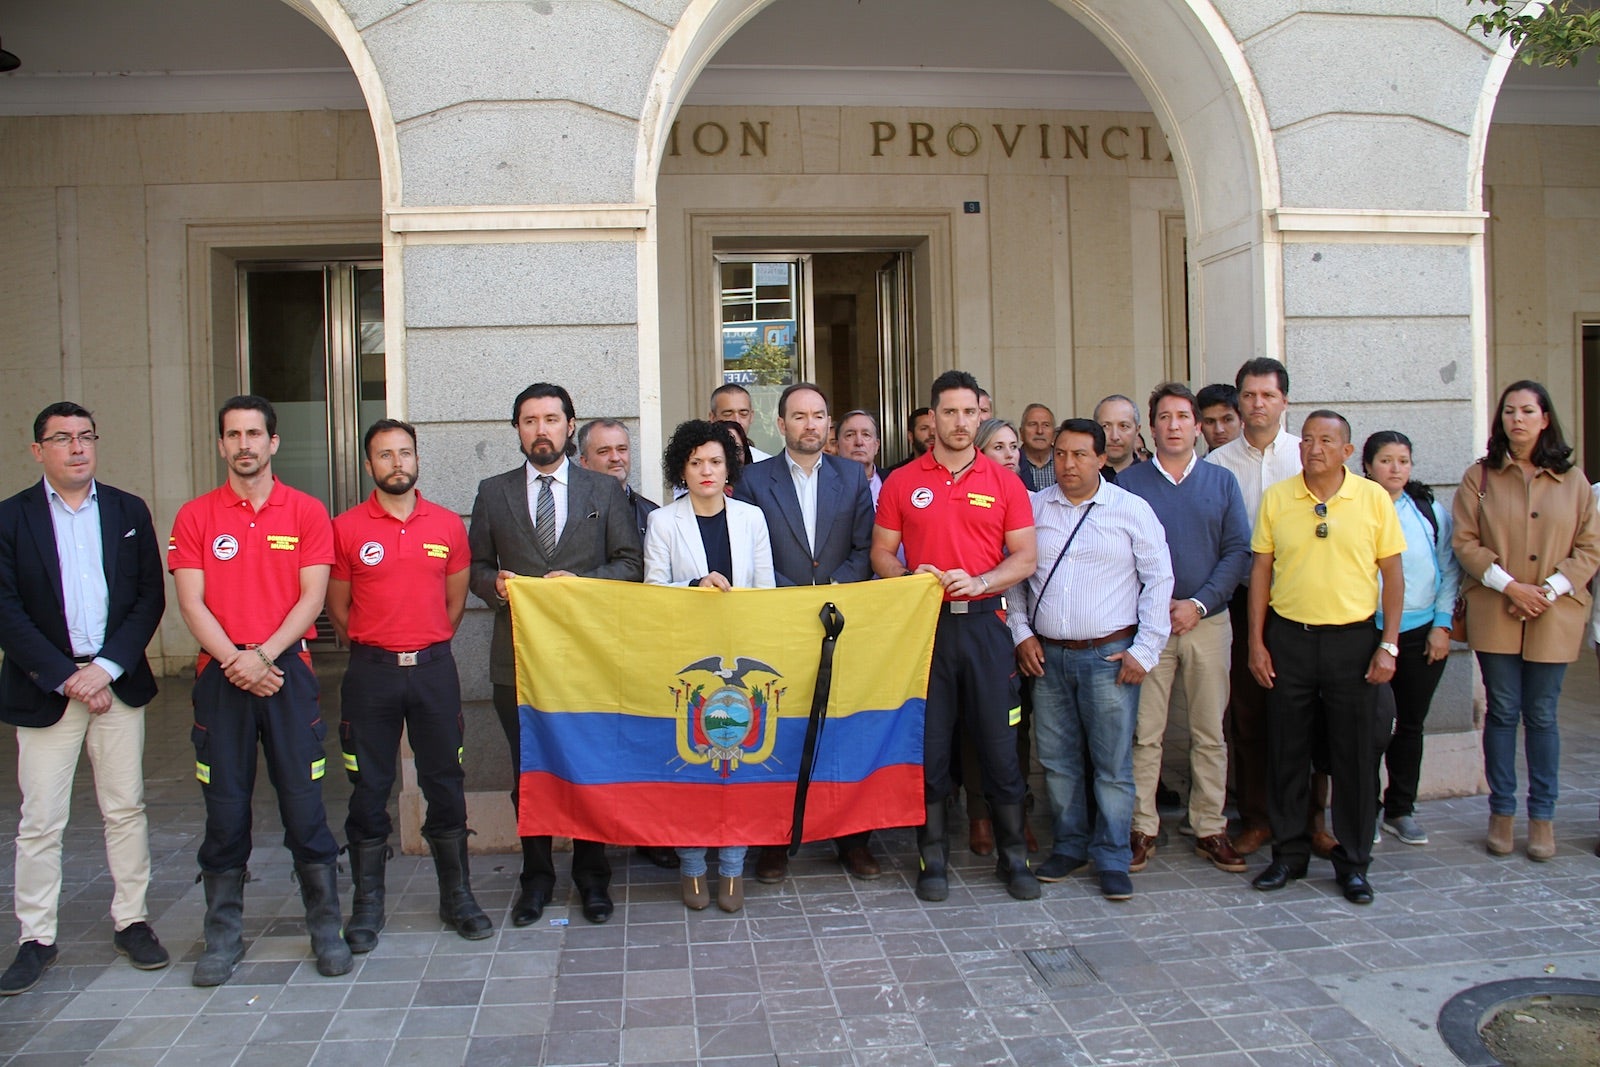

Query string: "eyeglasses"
[1313, 501, 1328, 539]
[38, 433, 99, 448]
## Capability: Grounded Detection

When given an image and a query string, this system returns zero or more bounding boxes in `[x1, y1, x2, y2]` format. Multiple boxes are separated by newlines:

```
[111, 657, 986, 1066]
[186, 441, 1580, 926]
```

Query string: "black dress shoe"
[1338, 872, 1374, 905]
[512, 882, 549, 927]
[635, 846, 680, 869]
[580, 888, 614, 924]
[1251, 861, 1306, 892]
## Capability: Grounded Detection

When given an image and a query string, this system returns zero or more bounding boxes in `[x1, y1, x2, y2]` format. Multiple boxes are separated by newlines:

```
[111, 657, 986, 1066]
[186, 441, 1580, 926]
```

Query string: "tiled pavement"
[2, 656, 1599, 1066]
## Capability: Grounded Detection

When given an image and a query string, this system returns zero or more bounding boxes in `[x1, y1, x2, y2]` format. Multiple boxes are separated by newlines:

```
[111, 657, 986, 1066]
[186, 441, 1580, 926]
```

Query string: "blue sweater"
[1118, 458, 1253, 615]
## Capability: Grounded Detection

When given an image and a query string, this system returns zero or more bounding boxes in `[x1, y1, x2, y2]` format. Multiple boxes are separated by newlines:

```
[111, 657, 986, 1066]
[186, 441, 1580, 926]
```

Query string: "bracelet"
[255, 648, 274, 669]
[979, 574, 990, 592]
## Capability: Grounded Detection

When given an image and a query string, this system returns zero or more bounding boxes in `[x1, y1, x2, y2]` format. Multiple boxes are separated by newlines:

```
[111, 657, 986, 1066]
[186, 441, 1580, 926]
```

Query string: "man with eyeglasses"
[1246, 410, 1404, 905]
[0, 403, 168, 994]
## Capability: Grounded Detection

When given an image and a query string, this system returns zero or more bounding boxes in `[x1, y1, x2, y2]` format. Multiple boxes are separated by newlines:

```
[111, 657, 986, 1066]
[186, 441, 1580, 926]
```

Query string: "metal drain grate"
[1021, 946, 1101, 990]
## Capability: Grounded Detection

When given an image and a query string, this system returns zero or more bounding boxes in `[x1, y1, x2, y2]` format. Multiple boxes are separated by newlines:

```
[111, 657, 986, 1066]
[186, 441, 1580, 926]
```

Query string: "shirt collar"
[526, 456, 570, 485]
[1293, 467, 1356, 503]
[1154, 451, 1198, 486]
[1243, 425, 1297, 458]
[1047, 475, 1105, 509]
[785, 450, 822, 479]
[363, 489, 432, 519]
[223, 475, 285, 508]
[43, 477, 97, 509]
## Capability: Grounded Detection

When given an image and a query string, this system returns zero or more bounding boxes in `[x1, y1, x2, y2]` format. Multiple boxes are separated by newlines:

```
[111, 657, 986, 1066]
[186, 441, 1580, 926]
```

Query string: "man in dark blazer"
[469, 383, 643, 926]
[0, 402, 168, 995]
[732, 383, 883, 884]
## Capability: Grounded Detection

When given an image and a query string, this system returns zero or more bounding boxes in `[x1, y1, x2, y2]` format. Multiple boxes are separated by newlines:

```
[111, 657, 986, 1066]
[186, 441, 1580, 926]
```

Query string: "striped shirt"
[1007, 477, 1174, 671]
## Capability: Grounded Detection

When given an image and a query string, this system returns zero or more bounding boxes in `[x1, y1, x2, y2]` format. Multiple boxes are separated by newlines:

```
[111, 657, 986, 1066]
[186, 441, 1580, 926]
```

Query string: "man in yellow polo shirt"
[1246, 410, 1404, 904]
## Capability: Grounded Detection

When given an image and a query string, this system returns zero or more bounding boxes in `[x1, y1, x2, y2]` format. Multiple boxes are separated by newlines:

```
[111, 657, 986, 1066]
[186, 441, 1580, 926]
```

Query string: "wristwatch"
[1377, 641, 1399, 658]
[1542, 583, 1559, 603]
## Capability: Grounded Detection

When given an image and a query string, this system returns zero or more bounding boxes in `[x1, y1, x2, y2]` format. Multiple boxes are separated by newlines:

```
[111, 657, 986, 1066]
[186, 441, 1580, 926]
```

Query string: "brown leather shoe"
[1195, 834, 1247, 873]
[1527, 819, 1555, 862]
[1024, 820, 1038, 854]
[968, 819, 995, 856]
[1310, 831, 1338, 860]
[1230, 825, 1272, 856]
[1129, 831, 1156, 873]
[1487, 813, 1514, 856]
[840, 846, 881, 880]
[754, 846, 788, 884]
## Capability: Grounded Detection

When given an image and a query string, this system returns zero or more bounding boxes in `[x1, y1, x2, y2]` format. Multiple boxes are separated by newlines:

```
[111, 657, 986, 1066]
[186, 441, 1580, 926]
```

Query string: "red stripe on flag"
[517, 765, 924, 846]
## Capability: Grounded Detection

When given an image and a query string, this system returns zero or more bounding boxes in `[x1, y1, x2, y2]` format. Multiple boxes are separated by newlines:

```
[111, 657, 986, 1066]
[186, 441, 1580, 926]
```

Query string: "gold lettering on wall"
[871, 120, 896, 156]
[693, 122, 729, 155]
[909, 122, 936, 157]
[1102, 126, 1128, 161]
[947, 122, 980, 157]
[994, 123, 1025, 158]
[1063, 125, 1089, 159]
[740, 121, 769, 157]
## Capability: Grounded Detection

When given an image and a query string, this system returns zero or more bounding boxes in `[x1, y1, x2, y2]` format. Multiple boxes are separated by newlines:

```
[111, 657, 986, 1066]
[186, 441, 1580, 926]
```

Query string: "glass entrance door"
[238, 261, 385, 513]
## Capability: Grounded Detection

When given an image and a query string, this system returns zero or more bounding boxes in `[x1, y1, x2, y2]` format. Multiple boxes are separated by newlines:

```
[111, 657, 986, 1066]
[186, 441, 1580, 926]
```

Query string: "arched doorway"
[641, 0, 1276, 459]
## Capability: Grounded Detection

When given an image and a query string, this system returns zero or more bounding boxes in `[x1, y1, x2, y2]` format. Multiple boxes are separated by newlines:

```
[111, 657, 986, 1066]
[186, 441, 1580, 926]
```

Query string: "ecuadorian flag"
[509, 574, 941, 846]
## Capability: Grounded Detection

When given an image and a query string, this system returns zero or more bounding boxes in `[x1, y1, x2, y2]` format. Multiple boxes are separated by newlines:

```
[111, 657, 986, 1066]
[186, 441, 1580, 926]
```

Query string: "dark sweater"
[1117, 457, 1252, 615]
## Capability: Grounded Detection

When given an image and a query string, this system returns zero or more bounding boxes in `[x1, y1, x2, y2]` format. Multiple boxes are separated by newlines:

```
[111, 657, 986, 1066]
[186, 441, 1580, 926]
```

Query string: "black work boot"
[423, 828, 494, 941]
[343, 838, 390, 954]
[992, 802, 1042, 900]
[294, 862, 355, 977]
[193, 868, 247, 987]
[915, 801, 950, 902]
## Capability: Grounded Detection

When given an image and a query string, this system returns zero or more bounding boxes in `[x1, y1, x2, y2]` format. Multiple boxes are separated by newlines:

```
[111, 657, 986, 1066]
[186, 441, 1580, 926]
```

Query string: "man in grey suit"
[468, 383, 644, 926]
[733, 383, 882, 883]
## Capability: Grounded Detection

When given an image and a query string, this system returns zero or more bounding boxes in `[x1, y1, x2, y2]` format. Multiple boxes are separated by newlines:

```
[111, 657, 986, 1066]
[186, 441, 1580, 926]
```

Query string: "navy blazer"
[0, 480, 165, 728]
[733, 452, 874, 586]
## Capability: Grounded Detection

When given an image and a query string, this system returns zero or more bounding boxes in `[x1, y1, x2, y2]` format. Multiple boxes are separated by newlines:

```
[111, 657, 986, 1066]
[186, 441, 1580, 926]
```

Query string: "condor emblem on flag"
[507, 574, 942, 847]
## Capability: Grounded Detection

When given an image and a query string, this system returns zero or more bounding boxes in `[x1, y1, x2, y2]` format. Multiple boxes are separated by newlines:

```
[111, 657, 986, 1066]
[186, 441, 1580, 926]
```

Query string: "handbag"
[1450, 461, 1489, 642]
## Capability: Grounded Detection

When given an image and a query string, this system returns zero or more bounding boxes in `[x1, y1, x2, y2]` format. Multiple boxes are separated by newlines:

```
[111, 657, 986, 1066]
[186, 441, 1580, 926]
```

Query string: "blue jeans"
[1477, 652, 1566, 820]
[676, 845, 747, 878]
[1031, 636, 1140, 872]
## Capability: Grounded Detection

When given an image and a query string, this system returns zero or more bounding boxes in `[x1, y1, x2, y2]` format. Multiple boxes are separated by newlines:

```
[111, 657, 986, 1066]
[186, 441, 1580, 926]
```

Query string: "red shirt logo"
[211, 534, 238, 561]
[359, 541, 385, 567]
[910, 487, 935, 509]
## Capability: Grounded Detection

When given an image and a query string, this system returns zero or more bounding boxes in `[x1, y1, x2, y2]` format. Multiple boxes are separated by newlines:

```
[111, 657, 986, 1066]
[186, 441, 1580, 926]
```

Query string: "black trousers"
[1380, 623, 1449, 818]
[1264, 614, 1378, 877]
[924, 611, 1024, 806]
[1226, 587, 1272, 831]
[192, 653, 339, 872]
[492, 683, 611, 893]
[340, 645, 468, 841]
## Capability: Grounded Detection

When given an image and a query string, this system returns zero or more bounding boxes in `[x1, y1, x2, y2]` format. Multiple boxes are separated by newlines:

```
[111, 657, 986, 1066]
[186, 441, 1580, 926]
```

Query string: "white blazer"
[644, 495, 776, 589]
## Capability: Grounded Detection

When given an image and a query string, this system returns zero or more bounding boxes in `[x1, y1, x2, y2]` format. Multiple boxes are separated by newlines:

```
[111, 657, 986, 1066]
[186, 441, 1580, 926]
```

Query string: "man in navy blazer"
[732, 383, 882, 883]
[0, 403, 168, 994]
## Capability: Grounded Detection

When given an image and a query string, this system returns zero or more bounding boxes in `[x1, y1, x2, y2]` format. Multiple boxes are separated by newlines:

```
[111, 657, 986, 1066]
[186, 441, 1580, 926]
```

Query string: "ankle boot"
[968, 818, 995, 856]
[193, 868, 247, 987]
[295, 862, 354, 977]
[991, 803, 1041, 901]
[424, 828, 494, 940]
[916, 801, 950, 902]
[344, 838, 389, 954]
[1527, 819, 1556, 862]
[1487, 813, 1515, 856]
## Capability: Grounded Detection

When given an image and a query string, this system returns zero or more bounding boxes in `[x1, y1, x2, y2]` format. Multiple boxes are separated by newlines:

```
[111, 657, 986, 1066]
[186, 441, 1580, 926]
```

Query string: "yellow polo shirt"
[1252, 470, 1406, 626]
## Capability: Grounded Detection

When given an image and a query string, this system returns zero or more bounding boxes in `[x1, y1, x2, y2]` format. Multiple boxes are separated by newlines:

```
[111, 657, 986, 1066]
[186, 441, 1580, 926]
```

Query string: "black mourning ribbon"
[789, 602, 846, 854]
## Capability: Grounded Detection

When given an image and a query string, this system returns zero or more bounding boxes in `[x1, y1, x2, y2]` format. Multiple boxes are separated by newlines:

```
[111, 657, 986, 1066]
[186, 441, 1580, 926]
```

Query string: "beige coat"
[1452, 459, 1600, 662]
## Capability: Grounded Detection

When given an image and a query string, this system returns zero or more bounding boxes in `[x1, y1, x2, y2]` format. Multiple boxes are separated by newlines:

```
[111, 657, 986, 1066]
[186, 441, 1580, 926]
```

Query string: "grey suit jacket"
[468, 459, 643, 686]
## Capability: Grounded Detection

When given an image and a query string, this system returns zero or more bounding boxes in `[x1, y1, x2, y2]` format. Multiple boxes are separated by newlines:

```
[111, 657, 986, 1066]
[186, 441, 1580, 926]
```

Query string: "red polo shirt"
[876, 451, 1034, 600]
[168, 478, 334, 645]
[332, 491, 468, 650]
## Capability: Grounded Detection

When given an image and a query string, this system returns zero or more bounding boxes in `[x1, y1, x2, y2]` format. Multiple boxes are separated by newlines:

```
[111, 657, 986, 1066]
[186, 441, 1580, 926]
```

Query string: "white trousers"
[14, 694, 151, 944]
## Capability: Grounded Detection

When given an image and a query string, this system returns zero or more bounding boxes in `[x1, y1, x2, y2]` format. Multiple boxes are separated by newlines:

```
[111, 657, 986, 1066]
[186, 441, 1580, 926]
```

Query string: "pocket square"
[123, 529, 136, 538]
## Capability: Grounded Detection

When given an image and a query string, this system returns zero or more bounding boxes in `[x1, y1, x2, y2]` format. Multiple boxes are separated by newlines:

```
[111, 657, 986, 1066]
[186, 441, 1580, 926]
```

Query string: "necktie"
[536, 474, 557, 556]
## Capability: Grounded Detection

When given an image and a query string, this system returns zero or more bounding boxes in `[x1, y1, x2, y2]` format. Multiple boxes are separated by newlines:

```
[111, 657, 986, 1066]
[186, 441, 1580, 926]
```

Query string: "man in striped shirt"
[1009, 418, 1173, 901]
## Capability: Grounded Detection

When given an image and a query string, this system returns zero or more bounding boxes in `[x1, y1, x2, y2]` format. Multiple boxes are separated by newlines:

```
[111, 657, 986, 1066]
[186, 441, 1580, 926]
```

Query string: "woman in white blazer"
[644, 420, 775, 913]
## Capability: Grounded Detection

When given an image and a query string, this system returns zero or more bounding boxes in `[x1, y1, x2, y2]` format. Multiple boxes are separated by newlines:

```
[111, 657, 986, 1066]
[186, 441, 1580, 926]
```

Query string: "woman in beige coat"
[1452, 380, 1600, 861]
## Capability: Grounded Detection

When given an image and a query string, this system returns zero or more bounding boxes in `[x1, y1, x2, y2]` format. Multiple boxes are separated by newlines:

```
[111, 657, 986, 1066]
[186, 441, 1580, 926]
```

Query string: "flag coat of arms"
[508, 574, 942, 846]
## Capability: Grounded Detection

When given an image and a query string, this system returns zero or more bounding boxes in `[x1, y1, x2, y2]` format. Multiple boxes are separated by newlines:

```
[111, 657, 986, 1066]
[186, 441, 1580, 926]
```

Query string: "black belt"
[942, 596, 1005, 615]
[1273, 612, 1373, 633]
[349, 640, 452, 667]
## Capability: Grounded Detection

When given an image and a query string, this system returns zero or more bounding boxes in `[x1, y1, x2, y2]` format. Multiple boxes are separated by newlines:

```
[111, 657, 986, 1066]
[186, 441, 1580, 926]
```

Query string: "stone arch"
[638, 0, 1282, 379]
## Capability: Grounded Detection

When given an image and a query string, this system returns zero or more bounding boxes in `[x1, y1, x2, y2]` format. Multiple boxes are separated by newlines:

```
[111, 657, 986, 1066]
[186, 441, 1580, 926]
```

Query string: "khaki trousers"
[14, 694, 150, 944]
[1132, 612, 1232, 838]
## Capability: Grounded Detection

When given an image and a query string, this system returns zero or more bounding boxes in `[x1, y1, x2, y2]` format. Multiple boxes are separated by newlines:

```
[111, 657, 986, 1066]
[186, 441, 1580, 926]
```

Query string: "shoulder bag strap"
[1029, 501, 1095, 636]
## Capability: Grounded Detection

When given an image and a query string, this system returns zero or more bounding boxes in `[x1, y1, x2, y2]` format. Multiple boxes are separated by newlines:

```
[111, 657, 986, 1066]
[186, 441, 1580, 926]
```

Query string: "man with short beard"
[469, 383, 643, 927]
[326, 420, 492, 954]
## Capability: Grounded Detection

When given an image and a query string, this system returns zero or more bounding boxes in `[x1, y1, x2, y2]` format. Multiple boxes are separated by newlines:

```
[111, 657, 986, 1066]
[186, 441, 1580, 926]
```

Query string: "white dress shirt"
[525, 456, 570, 544]
[1008, 478, 1174, 671]
[785, 450, 821, 553]
[1204, 425, 1301, 532]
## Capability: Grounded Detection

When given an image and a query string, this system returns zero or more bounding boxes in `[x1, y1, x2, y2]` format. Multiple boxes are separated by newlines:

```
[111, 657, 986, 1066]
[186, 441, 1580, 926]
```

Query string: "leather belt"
[1040, 624, 1137, 650]
[942, 596, 1005, 615]
[349, 640, 452, 667]
[243, 640, 309, 654]
[1272, 612, 1373, 633]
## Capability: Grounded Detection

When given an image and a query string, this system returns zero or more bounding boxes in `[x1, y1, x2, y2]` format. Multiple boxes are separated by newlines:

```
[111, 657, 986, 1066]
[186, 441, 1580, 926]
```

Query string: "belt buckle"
[949, 600, 970, 615]
[397, 651, 419, 667]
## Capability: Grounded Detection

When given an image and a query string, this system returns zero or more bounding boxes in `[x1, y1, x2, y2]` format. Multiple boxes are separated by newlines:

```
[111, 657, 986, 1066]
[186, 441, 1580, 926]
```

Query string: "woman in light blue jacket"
[1363, 431, 1461, 846]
